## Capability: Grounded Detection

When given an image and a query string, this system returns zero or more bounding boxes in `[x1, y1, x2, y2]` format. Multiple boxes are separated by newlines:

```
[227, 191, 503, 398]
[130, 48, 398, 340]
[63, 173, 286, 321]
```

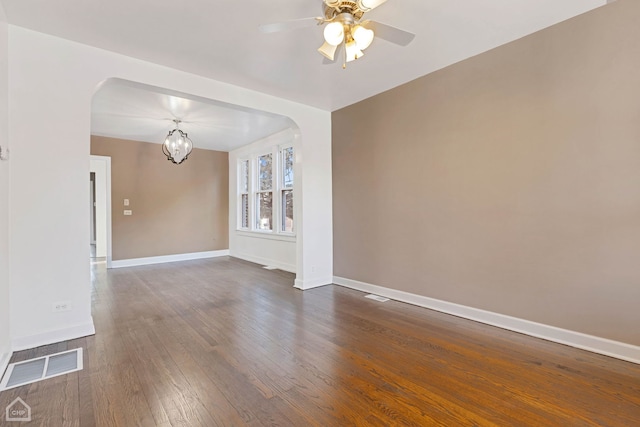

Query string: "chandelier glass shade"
[163, 119, 193, 164]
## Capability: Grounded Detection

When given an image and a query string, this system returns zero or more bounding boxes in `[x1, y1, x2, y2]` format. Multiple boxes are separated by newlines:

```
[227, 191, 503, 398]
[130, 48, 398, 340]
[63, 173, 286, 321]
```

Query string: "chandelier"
[163, 119, 193, 165]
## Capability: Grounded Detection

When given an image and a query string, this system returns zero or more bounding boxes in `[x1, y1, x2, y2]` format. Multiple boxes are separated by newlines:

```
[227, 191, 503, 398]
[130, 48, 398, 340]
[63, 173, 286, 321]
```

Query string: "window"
[281, 146, 294, 233]
[256, 153, 273, 231]
[237, 145, 294, 236]
[239, 160, 249, 229]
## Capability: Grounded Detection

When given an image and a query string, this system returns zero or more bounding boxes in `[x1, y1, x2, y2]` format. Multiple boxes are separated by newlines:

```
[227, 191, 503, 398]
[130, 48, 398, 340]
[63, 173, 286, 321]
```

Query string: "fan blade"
[356, 0, 389, 12]
[362, 20, 415, 46]
[259, 17, 322, 34]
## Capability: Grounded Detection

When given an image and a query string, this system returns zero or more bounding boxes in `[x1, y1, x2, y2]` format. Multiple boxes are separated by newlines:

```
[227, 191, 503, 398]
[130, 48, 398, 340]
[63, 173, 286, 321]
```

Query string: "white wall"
[229, 129, 297, 273]
[0, 4, 11, 372]
[7, 26, 333, 349]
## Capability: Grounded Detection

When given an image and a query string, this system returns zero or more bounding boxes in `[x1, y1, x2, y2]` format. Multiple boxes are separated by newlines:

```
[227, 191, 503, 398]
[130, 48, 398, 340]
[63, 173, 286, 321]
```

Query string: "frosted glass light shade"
[352, 25, 374, 50]
[318, 41, 338, 60]
[163, 127, 193, 164]
[345, 40, 364, 62]
[324, 22, 345, 46]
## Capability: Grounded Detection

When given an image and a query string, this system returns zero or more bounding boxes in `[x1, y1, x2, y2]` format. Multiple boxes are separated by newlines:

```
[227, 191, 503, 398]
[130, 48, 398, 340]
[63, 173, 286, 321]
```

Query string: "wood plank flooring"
[1, 256, 639, 426]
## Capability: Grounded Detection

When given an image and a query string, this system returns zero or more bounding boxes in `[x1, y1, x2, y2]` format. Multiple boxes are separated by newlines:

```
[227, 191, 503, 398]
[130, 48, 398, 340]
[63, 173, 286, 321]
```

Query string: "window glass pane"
[282, 147, 294, 189]
[256, 192, 272, 231]
[240, 160, 249, 193]
[241, 194, 249, 229]
[258, 154, 272, 191]
[282, 190, 293, 232]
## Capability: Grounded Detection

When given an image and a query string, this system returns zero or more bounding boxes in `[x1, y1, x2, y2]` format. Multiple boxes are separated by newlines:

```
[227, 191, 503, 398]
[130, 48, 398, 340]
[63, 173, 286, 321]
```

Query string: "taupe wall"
[91, 136, 228, 260]
[332, 0, 640, 345]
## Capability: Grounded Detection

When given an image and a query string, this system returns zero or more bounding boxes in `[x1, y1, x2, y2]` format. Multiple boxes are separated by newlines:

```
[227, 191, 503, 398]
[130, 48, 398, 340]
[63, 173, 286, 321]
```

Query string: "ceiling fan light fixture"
[318, 41, 338, 61]
[345, 39, 364, 62]
[259, 0, 415, 69]
[352, 25, 374, 50]
[162, 119, 193, 165]
[324, 21, 345, 46]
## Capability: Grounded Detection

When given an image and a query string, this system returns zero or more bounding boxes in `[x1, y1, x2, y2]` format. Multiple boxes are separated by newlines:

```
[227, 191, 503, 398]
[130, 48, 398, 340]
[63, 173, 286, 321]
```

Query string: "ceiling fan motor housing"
[324, 1, 365, 20]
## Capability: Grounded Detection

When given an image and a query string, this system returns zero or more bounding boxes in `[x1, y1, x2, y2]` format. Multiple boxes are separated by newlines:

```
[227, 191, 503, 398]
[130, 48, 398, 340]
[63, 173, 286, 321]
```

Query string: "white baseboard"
[11, 320, 96, 352]
[333, 276, 640, 365]
[294, 276, 333, 290]
[230, 251, 296, 273]
[111, 250, 229, 269]
[0, 351, 11, 379]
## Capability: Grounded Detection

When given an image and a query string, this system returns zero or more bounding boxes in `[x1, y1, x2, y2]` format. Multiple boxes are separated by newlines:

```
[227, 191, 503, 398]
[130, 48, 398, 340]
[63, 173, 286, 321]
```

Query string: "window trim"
[255, 151, 274, 232]
[236, 144, 295, 237]
[278, 144, 295, 235]
[238, 159, 250, 231]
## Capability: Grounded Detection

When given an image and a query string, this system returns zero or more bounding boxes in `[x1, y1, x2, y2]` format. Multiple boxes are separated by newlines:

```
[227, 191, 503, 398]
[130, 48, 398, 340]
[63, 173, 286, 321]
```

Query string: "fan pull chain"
[343, 40, 347, 69]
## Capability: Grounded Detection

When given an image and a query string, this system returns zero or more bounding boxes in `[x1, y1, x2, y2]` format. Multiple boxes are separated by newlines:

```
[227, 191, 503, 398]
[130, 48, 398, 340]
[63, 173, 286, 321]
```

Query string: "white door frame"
[89, 155, 112, 268]
[90, 173, 95, 245]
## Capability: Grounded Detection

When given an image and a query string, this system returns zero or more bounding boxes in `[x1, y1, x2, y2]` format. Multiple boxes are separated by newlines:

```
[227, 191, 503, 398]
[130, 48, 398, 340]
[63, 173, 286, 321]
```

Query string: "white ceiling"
[2, 0, 607, 152]
[1, 0, 606, 112]
[91, 80, 295, 151]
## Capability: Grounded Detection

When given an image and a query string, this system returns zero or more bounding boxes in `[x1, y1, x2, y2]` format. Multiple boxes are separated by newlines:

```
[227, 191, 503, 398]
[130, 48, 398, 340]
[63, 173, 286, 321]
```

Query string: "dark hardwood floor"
[1, 257, 639, 426]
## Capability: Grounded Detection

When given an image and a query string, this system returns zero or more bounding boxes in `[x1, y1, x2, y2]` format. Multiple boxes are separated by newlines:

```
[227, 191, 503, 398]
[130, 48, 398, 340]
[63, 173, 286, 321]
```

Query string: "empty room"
[0, 0, 639, 425]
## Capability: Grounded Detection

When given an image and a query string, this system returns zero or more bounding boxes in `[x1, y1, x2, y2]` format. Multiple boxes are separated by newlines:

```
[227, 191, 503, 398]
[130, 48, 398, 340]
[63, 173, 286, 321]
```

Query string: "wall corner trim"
[11, 320, 96, 352]
[294, 277, 333, 291]
[110, 250, 230, 269]
[333, 276, 640, 365]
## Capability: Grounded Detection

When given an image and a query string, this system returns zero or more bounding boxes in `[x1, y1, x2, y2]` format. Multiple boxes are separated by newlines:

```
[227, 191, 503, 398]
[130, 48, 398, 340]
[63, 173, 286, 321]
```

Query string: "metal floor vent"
[0, 348, 83, 391]
[365, 294, 390, 302]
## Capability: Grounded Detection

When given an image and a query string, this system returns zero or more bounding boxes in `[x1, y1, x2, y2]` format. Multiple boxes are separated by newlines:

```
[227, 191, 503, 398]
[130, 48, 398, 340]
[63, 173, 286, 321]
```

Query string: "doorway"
[90, 172, 96, 258]
[89, 155, 112, 267]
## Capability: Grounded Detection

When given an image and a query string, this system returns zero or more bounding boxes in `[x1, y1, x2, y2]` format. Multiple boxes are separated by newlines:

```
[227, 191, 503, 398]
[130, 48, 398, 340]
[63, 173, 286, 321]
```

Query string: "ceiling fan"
[259, 0, 415, 69]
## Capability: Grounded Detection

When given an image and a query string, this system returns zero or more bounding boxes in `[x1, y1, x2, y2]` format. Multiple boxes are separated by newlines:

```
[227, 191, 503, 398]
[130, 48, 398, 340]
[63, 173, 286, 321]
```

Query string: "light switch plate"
[124, 199, 129, 206]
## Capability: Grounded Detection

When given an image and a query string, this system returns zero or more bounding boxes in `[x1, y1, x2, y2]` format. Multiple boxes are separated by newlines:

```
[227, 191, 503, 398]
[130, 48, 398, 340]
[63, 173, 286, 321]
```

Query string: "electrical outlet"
[124, 210, 132, 216]
[52, 301, 73, 312]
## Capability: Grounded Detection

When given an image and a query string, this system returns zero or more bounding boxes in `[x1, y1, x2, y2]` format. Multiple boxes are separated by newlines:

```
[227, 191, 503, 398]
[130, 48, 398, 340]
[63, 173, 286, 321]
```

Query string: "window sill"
[235, 230, 296, 242]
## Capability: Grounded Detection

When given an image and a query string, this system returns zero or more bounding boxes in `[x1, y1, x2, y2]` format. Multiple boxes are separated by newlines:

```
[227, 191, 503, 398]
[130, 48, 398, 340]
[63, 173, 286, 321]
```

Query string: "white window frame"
[237, 144, 295, 237]
[237, 159, 250, 230]
[255, 151, 274, 232]
[279, 144, 295, 235]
